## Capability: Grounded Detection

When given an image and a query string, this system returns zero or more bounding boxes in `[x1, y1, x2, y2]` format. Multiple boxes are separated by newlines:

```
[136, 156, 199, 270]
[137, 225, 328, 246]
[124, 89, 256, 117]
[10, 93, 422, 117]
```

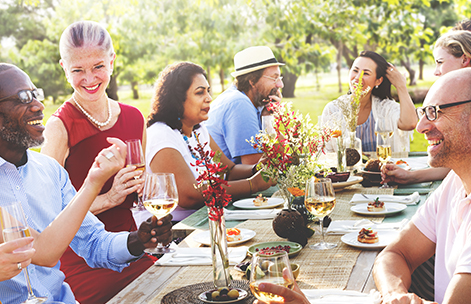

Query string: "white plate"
[198, 288, 248, 303]
[332, 176, 363, 190]
[233, 197, 284, 209]
[341, 230, 400, 249]
[192, 228, 256, 246]
[350, 203, 407, 215]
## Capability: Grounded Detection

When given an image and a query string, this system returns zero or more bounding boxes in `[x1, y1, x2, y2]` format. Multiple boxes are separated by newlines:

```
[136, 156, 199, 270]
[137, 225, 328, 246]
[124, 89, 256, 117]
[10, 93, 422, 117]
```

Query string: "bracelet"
[247, 178, 253, 195]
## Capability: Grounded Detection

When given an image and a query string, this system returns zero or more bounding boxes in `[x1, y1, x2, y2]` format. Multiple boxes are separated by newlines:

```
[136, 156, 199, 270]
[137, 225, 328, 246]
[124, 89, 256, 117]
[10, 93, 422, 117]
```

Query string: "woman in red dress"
[41, 20, 155, 304]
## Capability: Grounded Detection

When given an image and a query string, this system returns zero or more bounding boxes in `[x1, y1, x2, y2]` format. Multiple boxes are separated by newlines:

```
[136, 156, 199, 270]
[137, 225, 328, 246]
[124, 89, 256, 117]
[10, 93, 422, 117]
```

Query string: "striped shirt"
[356, 109, 376, 152]
[0, 150, 135, 304]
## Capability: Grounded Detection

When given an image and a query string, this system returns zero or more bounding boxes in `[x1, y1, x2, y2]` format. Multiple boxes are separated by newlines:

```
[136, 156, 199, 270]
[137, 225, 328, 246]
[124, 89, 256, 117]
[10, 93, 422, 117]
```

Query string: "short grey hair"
[59, 20, 114, 61]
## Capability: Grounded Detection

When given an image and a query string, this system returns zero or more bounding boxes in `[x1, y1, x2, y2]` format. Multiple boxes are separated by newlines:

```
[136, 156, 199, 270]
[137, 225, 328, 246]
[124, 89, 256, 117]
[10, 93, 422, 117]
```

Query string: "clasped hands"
[128, 214, 173, 256]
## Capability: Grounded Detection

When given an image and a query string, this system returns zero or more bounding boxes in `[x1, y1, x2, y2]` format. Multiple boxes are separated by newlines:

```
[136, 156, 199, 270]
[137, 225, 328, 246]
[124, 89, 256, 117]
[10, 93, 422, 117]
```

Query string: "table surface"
[107, 152, 441, 304]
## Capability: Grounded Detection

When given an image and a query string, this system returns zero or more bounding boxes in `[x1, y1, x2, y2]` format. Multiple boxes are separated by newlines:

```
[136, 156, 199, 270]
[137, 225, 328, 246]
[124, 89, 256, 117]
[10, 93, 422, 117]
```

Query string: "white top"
[146, 122, 212, 178]
[412, 170, 471, 303]
[322, 95, 412, 152]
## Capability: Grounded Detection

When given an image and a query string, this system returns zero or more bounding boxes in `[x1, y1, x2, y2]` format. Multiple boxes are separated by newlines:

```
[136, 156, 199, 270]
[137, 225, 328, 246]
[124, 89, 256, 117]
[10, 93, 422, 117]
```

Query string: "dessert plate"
[350, 203, 407, 215]
[341, 230, 400, 249]
[233, 197, 284, 209]
[192, 228, 256, 246]
[332, 176, 363, 190]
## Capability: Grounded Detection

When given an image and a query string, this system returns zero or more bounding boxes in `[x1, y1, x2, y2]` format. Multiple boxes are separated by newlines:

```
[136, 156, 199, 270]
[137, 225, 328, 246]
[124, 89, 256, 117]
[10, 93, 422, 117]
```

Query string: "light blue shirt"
[206, 85, 262, 164]
[0, 150, 136, 304]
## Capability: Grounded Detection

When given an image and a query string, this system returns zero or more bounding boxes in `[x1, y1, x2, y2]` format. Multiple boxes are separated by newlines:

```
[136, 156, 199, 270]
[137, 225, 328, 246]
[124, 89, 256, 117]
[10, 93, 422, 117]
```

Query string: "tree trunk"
[206, 65, 212, 89]
[106, 75, 119, 101]
[337, 40, 343, 93]
[131, 81, 139, 100]
[400, 58, 417, 86]
[282, 71, 298, 98]
[219, 68, 225, 92]
[419, 58, 424, 81]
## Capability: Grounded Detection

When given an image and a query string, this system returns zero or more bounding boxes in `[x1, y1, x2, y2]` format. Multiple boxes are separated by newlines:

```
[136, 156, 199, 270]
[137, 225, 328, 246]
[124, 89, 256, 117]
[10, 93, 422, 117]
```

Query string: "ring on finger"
[17, 262, 22, 270]
[390, 68, 393, 71]
[125, 182, 128, 188]
[105, 151, 115, 160]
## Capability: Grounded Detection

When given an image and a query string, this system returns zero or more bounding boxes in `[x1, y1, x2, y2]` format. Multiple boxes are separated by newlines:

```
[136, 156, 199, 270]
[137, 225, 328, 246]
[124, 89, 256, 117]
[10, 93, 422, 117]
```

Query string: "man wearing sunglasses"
[206, 46, 284, 165]
[0, 63, 173, 303]
[373, 67, 471, 304]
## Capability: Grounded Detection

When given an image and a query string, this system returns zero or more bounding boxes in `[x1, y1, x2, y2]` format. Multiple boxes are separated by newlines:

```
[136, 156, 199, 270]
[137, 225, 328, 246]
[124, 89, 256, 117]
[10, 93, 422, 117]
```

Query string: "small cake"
[365, 159, 382, 172]
[358, 228, 379, 244]
[226, 228, 242, 242]
[367, 198, 385, 212]
[253, 194, 268, 206]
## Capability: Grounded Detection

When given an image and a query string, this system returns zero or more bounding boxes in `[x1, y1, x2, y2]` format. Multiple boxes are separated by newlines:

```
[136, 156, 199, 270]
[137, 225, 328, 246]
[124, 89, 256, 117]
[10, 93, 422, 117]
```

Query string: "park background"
[2, 0, 471, 151]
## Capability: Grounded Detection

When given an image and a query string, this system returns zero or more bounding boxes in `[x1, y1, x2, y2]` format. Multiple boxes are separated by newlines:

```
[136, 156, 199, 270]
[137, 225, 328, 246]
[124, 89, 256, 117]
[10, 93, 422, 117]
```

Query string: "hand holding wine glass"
[249, 250, 295, 303]
[141, 173, 178, 254]
[375, 118, 393, 188]
[126, 139, 146, 210]
[1, 202, 47, 303]
[304, 177, 337, 250]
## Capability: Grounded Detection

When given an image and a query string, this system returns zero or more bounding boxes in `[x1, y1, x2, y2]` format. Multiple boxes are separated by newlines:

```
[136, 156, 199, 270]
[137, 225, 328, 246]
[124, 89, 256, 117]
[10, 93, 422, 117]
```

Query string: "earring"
[375, 85, 378, 89]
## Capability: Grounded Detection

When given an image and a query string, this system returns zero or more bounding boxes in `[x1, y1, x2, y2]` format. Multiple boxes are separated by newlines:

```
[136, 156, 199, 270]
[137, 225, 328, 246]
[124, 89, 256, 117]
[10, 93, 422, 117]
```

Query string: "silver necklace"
[73, 95, 112, 128]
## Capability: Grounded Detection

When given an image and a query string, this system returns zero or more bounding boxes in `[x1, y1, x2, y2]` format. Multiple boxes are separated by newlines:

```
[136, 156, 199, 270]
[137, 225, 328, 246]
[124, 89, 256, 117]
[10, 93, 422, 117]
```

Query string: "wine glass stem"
[23, 268, 37, 299]
[319, 217, 325, 244]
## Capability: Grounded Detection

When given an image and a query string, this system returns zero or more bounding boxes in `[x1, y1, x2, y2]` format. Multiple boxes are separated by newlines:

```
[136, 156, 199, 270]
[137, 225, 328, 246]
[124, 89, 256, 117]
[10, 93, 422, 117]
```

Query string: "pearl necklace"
[73, 95, 112, 128]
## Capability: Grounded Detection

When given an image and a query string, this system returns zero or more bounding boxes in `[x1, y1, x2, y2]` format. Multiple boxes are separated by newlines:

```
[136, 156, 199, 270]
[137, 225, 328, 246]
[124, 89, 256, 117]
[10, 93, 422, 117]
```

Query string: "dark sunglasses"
[416, 99, 471, 121]
[0, 88, 44, 104]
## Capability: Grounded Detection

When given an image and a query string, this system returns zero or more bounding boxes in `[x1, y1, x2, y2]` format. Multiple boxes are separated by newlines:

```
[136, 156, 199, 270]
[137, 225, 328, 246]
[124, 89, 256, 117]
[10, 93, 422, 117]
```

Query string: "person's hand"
[381, 291, 438, 304]
[105, 165, 144, 208]
[138, 214, 173, 248]
[252, 281, 310, 304]
[268, 89, 283, 104]
[0, 237, 35, 282]
[87, 137, 127, 188]
[386, 64, 408, 90]
[381, 163, 413, 185]
[252, 171, 276, 192]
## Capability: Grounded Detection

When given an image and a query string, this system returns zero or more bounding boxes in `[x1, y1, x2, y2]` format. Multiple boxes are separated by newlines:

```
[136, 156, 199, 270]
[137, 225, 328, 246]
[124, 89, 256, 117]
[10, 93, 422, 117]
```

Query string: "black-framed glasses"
[0, 88, 44, 104]
[416, 99, 471, 121]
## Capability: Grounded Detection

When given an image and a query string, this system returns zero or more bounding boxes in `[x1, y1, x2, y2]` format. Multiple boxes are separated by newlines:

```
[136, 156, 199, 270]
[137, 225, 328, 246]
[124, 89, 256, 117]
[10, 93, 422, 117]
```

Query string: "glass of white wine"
[375, 119, 393, 188]
[141, 173, 178, 254]
[249, 250, 295, 302]
[126, 139, 146, 211]
[1, 202, 47, 303]
[304, 177, 337, 250]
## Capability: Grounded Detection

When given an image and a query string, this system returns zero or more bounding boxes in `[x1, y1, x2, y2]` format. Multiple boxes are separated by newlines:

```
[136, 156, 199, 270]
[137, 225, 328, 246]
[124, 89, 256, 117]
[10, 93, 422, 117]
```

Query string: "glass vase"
[208, 210, 232, 289]
[345, 130, 362, 171]
[335, 135, 346, 172]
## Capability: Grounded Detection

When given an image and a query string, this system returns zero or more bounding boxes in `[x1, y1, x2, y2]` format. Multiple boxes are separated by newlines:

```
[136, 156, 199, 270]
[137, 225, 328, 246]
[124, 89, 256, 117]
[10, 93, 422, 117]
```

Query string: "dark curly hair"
[358, 50, 392, 100]
[147, 62, 207, 130]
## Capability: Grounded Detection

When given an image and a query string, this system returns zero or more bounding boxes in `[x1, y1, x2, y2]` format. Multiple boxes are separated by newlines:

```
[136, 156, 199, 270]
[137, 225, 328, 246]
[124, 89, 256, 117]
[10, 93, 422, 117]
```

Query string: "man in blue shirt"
[0, 63, 172, 303]
[206, 46, 284, 165]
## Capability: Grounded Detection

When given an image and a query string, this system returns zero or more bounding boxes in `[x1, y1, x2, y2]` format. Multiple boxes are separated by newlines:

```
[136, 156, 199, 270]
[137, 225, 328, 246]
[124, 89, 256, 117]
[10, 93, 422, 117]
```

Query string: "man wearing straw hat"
[206, 46, 284, 165]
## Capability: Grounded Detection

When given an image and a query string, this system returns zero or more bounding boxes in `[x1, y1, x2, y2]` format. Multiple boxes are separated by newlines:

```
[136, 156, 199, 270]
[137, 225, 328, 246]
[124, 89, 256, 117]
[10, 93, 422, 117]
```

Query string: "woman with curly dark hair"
[146, 62, 274, 220]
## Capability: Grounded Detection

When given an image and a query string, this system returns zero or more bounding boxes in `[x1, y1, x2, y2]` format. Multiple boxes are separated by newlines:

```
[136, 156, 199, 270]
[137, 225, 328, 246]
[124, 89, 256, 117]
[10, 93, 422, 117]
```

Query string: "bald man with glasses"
[373, 68, 471, 304]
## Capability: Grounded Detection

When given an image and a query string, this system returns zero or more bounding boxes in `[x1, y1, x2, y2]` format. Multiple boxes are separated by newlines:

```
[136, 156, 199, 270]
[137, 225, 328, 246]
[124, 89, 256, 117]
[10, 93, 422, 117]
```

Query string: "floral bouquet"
[248, 101, 331, 209]
[190, 134, 232, 288]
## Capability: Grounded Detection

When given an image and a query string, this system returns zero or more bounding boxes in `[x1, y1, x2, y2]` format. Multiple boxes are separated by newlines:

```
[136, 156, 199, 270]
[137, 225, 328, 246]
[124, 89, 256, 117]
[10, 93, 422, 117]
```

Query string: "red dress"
[54, 101, 156, 304]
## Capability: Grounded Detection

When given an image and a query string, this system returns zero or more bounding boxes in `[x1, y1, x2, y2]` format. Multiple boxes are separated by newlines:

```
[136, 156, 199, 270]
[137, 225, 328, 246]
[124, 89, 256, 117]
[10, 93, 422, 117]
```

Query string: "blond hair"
[435, 30, 471, 59]
[59, 20, 114, 61]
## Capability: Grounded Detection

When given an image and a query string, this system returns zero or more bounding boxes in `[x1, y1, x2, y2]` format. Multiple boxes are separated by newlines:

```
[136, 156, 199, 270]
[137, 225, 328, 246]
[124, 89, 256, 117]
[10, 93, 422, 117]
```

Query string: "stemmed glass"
[1, 202, 47, 303]
[126, 139, 146, 211]
[141, 173, 178, 254]
[249, 250, 295, 302]
[375, 118, 393, 188]
[262, 115, 276, 138]
[304, 177, 337, 250]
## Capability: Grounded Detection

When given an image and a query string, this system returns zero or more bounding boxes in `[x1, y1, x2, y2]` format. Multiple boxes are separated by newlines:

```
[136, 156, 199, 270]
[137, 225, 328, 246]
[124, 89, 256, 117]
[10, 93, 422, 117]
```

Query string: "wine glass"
[1, 202, 47, 303]
[126, 139, 146, 211]
[262, 115, 276, 138]
[141, 173, 178, 254]
[375, 118, 393, 188]
[249, 250, 295, 302]
[304, 177, 337, 250]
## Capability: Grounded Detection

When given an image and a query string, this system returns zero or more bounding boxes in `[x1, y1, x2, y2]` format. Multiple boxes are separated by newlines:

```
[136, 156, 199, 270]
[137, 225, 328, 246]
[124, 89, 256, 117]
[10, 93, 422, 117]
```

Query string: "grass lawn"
[39, 67, 435, 152]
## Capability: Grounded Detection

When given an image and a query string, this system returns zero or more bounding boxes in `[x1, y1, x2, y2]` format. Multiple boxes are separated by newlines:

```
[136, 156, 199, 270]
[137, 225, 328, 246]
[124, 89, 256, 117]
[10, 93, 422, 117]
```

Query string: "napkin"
[326, 219, 409, 235]
[350, 192, 420, 205]
[224, 208, 279, 220]
[154, 243, 247, 266]
[302, 289, 382, 304]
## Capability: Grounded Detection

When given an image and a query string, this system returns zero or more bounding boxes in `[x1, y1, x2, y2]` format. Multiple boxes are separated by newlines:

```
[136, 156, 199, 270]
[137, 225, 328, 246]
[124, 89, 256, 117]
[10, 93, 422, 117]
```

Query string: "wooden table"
[108, 153, 440, 303]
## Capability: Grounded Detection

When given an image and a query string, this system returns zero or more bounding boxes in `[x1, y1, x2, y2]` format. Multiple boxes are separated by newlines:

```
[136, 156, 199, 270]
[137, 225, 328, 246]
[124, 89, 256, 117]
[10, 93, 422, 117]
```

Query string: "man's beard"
[0, 113, 44, 149]
[253, 88, 279, 108]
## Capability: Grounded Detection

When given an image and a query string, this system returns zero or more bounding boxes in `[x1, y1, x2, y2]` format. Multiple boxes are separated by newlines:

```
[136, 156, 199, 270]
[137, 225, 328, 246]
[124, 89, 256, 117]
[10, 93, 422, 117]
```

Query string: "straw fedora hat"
[231, 46, 284, 78]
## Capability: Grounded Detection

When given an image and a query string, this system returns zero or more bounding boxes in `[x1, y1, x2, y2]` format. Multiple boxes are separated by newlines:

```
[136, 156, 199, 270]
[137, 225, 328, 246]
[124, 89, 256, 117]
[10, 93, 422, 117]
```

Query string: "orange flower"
[331, 130, 342, 138]
[287, 187, 305, 197]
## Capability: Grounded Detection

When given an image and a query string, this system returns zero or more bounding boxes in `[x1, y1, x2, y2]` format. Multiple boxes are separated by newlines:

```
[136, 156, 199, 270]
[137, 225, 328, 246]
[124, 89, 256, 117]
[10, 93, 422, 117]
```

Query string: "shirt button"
[16, 186, 20, 190]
